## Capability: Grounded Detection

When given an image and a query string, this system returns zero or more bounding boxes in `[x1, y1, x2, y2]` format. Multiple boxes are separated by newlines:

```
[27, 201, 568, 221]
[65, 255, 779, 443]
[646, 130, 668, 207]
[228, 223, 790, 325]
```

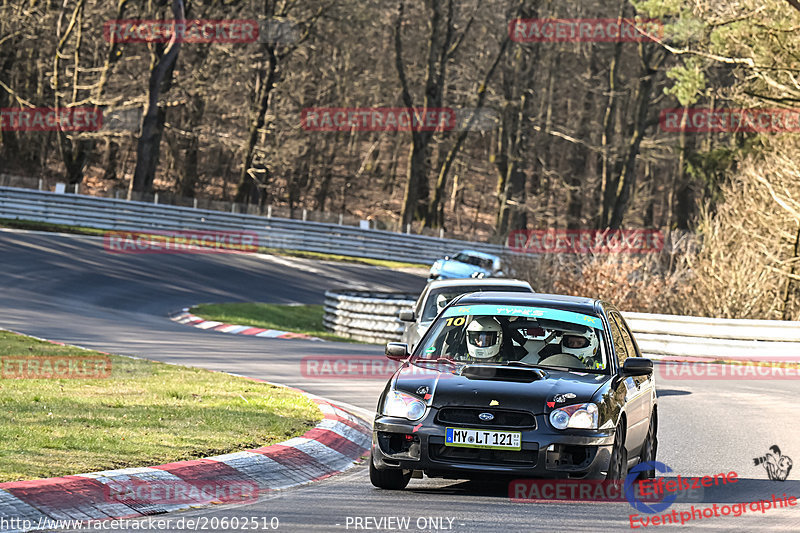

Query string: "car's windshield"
[421, 286, 529, 322]
[453, 253, 494, 270]
[414, 304, 608, 373]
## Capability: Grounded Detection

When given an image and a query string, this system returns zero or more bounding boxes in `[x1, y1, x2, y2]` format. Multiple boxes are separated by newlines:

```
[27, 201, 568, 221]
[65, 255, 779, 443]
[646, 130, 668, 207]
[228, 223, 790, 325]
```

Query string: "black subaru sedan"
[370, 292, 657, 490]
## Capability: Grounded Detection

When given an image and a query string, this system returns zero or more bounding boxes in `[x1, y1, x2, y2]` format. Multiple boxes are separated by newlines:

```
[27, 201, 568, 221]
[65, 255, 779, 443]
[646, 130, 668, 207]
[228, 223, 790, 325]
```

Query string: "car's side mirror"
[621, 358, 653, 376]
[398, 310, 415, 322]
[386, 342, 410, 361]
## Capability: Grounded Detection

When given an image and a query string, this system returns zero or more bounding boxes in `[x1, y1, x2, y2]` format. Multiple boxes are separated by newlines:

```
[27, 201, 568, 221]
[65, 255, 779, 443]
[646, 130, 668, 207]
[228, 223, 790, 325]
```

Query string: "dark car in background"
[370, 292, 657, 490]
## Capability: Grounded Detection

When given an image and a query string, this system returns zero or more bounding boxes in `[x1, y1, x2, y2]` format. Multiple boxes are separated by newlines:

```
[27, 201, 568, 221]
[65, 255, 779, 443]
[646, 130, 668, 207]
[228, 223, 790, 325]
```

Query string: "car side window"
[415, 287, 428, 317]
[616, 314, 640, 358]
[607, 312, 628, 366]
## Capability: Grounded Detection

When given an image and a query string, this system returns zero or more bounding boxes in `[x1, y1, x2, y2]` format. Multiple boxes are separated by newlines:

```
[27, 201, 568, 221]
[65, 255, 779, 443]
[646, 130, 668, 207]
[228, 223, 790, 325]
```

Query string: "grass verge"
[191, 303, 359, 343]
[0, 218, 428, 269]
[0, 217, 105, 236]
[0, 330, 322, 483]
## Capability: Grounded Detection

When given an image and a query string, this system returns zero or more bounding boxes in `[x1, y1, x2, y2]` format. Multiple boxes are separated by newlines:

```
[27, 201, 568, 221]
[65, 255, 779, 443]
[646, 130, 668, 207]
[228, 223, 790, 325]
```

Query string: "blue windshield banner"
[443, 304, 604, 331]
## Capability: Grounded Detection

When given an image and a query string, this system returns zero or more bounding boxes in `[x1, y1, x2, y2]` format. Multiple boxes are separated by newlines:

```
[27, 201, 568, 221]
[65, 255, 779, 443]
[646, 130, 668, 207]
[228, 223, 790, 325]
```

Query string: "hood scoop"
[460, 364, 544, 383]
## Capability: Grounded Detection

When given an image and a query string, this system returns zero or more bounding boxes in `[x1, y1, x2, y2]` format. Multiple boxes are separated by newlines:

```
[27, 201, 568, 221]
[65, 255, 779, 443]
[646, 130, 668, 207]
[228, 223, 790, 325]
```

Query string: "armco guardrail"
[0, 187, 505, 264]
[323, 290, 800, 361]
[323, 291, 417, 343]
[624, 312, 800, 361]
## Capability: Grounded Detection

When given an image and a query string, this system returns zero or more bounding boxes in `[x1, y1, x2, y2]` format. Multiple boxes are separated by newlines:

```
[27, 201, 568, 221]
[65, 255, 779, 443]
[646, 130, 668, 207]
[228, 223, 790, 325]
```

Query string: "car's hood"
[394, 363, 606, 414]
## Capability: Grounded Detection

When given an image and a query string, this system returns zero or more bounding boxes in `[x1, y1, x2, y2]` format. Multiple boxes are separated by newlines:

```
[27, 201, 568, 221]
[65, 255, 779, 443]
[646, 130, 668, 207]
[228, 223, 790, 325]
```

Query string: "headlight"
[382, 391, 427, 421]
[549, 403, 598, 430]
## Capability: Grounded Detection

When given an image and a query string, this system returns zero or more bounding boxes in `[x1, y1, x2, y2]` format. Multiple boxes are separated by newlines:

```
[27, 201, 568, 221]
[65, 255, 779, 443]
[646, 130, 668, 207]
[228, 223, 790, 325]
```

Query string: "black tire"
[637, 415, 657, 480]
[606, 421, 628, 481]
[369, 453, 412, 490]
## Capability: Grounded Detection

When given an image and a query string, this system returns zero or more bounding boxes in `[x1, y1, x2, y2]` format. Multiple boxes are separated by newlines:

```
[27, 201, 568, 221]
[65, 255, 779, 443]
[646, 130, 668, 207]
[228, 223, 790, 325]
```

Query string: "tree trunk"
[175, 96, 205, 197]
[53, 0, 88, 186]
[234, 48, 278, 203]
[598, 1, 627, 228]
[428, 29, 513, 229]
[102, 140, 119, 181]
[608, 44, 666, 229]
[395, 0, 458, 228]
[130, 0, 184, 196]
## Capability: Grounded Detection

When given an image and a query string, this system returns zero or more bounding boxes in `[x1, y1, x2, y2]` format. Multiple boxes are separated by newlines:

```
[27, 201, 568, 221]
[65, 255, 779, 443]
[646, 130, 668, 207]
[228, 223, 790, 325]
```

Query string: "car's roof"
[453, 249, 500, 261]
[453, 291, 602, 315]
[427, 278, 531, 290]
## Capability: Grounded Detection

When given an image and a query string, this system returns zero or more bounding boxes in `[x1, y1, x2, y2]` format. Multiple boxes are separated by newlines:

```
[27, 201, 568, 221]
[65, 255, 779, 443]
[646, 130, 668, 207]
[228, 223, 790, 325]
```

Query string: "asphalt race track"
[2, 230, 799, 533]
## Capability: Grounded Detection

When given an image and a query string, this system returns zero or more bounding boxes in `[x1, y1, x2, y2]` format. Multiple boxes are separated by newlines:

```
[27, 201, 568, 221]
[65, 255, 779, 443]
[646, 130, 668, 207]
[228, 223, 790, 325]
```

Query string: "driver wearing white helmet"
[465, 316, 505, 361]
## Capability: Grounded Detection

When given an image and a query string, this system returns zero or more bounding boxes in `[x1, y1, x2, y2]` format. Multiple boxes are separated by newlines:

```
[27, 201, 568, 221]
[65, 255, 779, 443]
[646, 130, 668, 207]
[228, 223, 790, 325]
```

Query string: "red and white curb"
[170, 308, 322, 341]
[0, 396, 371, 532]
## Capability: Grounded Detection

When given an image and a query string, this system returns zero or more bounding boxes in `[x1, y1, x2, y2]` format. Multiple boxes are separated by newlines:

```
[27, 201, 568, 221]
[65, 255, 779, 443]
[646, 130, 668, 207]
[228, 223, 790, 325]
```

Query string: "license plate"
[445, 427, 521, 450]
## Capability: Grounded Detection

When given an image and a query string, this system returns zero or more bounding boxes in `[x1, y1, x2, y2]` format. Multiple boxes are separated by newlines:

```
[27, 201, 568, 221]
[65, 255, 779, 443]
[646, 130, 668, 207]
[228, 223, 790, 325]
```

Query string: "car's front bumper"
[371, 414, 615, 480]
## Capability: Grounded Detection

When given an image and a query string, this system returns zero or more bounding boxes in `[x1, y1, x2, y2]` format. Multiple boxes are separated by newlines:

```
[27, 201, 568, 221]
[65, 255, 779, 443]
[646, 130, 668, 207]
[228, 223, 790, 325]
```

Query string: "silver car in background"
[398, 278, 534, 348]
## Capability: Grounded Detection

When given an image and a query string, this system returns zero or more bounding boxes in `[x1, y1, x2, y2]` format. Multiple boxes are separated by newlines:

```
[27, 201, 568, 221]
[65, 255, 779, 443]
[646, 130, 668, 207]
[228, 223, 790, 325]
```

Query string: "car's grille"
[429, 444, 538, 466]
[436, 407, 536, 429]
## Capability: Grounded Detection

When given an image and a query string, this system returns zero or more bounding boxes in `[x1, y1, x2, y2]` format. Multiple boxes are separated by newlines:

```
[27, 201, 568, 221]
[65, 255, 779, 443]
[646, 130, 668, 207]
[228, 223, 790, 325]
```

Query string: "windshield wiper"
[416, 357, 459, 367]
[505, 361, 542, 368]
[532, 363, 604, 374]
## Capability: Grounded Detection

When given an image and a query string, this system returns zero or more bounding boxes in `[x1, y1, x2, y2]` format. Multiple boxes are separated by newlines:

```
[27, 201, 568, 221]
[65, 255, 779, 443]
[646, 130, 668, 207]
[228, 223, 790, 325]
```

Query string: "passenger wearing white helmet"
[560, 328, 600, 367]
[436, 294, 450, 312]
[466, 316, 504, 360]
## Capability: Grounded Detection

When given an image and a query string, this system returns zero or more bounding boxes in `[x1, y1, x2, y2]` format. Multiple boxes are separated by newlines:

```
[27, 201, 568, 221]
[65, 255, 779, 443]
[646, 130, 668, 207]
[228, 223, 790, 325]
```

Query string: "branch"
[276, 4, 327, 62]
[743, 91, 800, 104]
[754, 173, 800, 222]
[94, 0, 130, 100]
[0, 79, 36, 107]
[787, 0, 800, 14]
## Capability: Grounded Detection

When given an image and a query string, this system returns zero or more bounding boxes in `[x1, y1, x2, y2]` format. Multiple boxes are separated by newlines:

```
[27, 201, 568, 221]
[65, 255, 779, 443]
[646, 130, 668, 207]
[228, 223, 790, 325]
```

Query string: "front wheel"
[637, 415, 657, 479]
[369, 453, 412, 490]
[606, 422, 628, 481]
